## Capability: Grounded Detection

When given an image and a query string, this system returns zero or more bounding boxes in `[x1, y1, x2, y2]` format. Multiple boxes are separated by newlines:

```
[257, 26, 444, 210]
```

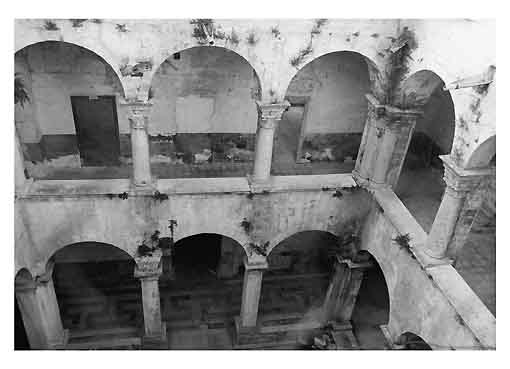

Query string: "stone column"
[252, 101, 290, 183]
[425, 155, 493, 261]
[15, 132, 27, 190]
[15, 266, 67, 349]
[126, 102, 152, 187]
[134, 249, 166, 342]
[239, 259, 268, 327]
[353, 94, 421, 188]
[322, 256, 373, 323]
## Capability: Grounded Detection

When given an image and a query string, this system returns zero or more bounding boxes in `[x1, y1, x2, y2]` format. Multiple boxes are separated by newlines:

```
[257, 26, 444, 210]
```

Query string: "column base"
[131, 180, 157, 193]
[14, 178, 34, 197]
[141, 322, 167, 350]
[379, 325, 406, 350]
[50, 329, 69, 350]
[247, 174, 274, 192]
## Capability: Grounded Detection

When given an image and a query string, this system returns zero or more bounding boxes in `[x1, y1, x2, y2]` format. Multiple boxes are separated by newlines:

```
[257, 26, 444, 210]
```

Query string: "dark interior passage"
[172, 233, 223, 280]
[51, 243, 142, 346]
[396, 84, 455, 232]
[351, 257, 390, 349]
[260, 232, 337, 318]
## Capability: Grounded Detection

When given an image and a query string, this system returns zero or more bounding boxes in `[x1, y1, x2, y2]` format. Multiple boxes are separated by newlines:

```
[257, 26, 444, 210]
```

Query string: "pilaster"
[134, 248, 166, 345]
[322, 255, 373, 323]
[15, 265, 68, 349]
[239, 258, 268, 328]
[353, 94, 421, 189]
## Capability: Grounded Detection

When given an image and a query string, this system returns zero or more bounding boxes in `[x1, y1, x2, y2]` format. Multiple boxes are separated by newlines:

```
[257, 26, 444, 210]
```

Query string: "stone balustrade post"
[322, 255, 373, 323]
[134, 249, 166, 343]
[15, 264, 67, 349]
[126, 102, 152, 187]
[252, 101, 290, 183]
[353, 94, 421, 188]
[239, 258, 268, 328]
[425, 155, 493, 261]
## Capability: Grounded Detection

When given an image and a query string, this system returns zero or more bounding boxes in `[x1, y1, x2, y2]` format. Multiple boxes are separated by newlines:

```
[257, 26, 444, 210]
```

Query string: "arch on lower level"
[172, 233, 247, 280]
[397, 331, 432, 350]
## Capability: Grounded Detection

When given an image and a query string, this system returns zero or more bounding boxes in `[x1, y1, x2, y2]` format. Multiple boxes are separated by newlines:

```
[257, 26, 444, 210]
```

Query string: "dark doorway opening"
[71, 95, 121, 167]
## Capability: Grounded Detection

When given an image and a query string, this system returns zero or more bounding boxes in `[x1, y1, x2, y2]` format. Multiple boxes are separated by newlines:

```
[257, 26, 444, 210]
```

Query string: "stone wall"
[14, 177, 372, 276]
[361, 189, 495, 349]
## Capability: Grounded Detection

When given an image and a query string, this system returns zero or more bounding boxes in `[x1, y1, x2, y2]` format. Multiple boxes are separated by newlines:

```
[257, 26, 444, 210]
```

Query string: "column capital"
[335, 255, 373, 270]
[244, 257, 269, 271]
[441, 155, 494, 195]
[256, 101, 290, 126]
[134, 248, 163, 279]
[366, 94, 422, 127]
[122, 100, 153, 130]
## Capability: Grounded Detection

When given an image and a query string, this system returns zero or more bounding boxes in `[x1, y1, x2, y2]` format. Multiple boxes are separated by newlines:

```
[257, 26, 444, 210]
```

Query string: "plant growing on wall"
[191, 19, 215, 45]
[70, 19, 87, 28]
[311, 19, 328, 37]
[382, 26, 418, 107]
[270, 26, 281, 39]
[290, 41, 313, 68]
[116, 24, 128, 33]
[393, 233, 411, 250]
[246, 31, 258, 46]
[43, 20, 59, 31]
[15, 73, 29, 107]
[248, 241, 269, 257]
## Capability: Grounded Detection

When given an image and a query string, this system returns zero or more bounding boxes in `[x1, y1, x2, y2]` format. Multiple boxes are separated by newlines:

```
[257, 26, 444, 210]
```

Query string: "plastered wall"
[149, 47, 260, 135]
[15, 186, 372, 277]
[287, 51, 370, 134]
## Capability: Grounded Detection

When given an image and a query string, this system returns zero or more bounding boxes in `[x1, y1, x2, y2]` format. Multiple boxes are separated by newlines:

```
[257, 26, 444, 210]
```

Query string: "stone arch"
[266, 230, 339, 272]
[172, 233, 247, 279]
[396, 331, 432, 350]
[15, 40, 126, 98]
[400, 70, 448, 108]
[402, 70, 456, 153]
[15, 268, 34, 286]
[282, 50, 382, 103]
[350, 249, 391, 327]
[465, 135, 496, 169]
[40, 240, 135, 274]
[49, 242, 134, 265]
[275, 51, 380, 167]
[174, 232, 249, 258]
[147, 45, 262, 105]
[268, 228, 339, 256]
[395, 70, 456, 231]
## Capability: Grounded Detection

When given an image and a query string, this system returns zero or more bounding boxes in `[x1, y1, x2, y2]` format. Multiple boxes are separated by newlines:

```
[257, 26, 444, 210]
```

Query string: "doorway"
[71, 95, 121, 166]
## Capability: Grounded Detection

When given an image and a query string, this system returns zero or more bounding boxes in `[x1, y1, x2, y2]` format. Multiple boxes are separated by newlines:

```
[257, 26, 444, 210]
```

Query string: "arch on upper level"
[148, 46, 261, 136]
[395, 70, 456, 231]
[465, 135, 496, 169]
[273, 51, 376, 171]
[15, 40, 126, 98]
